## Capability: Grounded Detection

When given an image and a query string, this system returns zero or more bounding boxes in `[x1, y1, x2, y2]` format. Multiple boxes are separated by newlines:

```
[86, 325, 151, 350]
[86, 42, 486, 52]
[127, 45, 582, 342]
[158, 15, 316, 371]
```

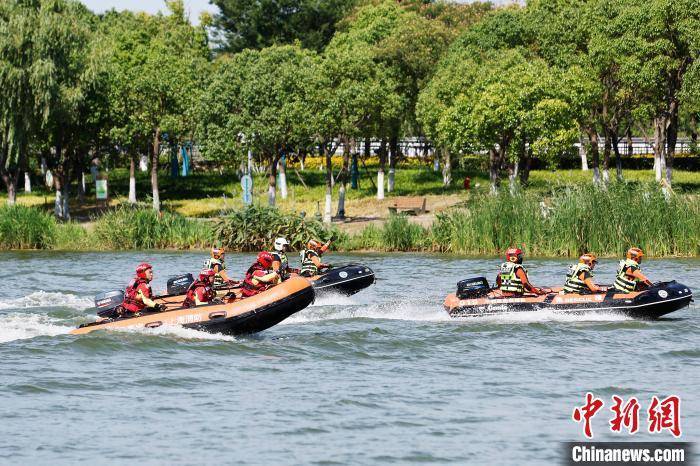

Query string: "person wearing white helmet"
[270, 237, 299, 280]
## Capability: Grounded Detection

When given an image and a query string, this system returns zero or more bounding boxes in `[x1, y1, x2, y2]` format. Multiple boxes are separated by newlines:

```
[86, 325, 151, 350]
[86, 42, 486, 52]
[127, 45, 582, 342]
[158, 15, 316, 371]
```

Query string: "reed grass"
[0, 205, 57, 249]
[432, 183, 700, 257]
[92, 207, 213, 250]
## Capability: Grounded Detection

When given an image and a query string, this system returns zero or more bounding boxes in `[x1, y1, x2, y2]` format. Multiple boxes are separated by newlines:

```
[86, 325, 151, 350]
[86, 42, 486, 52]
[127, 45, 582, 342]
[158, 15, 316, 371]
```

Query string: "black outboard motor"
[167, 273, 194, 295]
[94, 290, 125, 318]
[456, 277, 490, 299]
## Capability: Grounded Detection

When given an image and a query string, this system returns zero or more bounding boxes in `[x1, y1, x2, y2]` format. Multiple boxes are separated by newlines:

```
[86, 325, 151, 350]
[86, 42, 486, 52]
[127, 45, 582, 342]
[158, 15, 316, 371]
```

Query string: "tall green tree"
[212, 0, 356, 53]
[600, 0, 700, 187]
[198, 45, 321, 207]
[103, 1, 210, 211]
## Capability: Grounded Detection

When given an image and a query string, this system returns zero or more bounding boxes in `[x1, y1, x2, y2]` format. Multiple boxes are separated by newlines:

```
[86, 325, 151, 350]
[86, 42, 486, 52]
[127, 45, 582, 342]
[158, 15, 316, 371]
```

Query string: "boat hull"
[307, 264, 376, 296]
[444, 281, 693, 319]
[71, 277, 314, 336]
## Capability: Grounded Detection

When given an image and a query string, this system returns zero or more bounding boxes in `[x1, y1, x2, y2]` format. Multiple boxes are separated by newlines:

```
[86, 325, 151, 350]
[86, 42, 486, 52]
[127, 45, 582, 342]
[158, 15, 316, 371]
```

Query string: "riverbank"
[2, 182, 699, 257]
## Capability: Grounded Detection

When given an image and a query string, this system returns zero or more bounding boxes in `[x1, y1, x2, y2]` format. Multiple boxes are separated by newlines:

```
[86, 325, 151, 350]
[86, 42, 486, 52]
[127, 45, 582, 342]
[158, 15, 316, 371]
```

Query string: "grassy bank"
[1, 185, 699, 257]
[6, 165, 700, 220]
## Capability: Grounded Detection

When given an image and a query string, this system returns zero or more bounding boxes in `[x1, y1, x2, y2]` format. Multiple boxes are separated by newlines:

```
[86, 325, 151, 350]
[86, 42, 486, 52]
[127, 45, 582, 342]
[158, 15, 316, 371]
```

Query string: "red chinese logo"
[572, 394, 682, 438]
[609, 395, 640, 434]
[648, 395, 681, 438]
[572, 392, 604, 438]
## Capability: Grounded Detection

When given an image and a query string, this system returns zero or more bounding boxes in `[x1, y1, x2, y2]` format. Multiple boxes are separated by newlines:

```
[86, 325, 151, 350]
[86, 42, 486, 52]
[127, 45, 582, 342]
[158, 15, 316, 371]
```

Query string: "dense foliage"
[214, 205, 342, 252]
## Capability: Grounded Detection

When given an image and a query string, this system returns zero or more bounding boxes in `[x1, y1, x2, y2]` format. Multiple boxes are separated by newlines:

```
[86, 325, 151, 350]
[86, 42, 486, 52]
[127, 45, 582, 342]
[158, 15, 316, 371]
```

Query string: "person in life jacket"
[122, 263, 163, 315]
[241, 252, 281, 298]
[299, 239, 331, 277]
[563, 253, 605, 294]
[205, 247, 236, 287]
[270, 237, 300, 280]
[182, 269, 217, 308]
[614, 247, 653, 293]
[495, 247, 547, 296]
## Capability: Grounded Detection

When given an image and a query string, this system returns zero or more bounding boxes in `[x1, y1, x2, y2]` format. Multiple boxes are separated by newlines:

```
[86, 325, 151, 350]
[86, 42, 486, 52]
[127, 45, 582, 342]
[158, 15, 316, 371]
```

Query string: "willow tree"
[0, 0, 54, 205]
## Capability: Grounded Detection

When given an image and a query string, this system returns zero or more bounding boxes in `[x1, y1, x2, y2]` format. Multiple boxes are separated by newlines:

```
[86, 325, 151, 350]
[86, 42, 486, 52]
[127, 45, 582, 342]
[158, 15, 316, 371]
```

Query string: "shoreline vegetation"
[2, 181, 698, 257]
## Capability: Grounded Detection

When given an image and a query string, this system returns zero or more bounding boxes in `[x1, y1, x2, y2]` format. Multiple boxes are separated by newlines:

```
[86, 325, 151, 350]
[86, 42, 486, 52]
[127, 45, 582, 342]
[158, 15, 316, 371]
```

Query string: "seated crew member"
[495, 247, 547, 296]
[182, 269, 216, 308]
[614, 247, 653, 293]
[241, 252, 281, 298]
[563, 253, 605, 294]
[205, 247, 236, 287]
[299, 239, 332, 277]
[270, 237, 300, 280]
[122, 263, 163, 315]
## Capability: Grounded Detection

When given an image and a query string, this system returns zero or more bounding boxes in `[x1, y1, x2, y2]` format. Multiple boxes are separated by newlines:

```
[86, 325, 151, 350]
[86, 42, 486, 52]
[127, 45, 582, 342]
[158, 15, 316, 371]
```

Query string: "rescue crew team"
[118, 242, 653, 315]
[117, 237, 332, 315]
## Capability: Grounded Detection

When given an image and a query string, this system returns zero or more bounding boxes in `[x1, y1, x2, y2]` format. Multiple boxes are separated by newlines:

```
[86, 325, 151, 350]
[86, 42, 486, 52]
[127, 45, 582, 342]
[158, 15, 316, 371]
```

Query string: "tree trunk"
[323, 143, 332, 223]
[0, 143, 18, 205]
[388, 134, 398, 192]
[626, 126, 633, 158]
[337, 140, 350, 219]
[666, 101, 678, 186]
[129, 152, 137, 204]
[489, 147, 500, 194]
[652, 116, 667, 183]
[442, 147, 451, 186]
[376, 138, 386, 200]
[612, 133, 623, 181]
[578, 132, 589, 171]
[690, 114, 698, 154]
[508, 158, 519, 195]
[278, 154, 288, 199]
[151, 128, 161, 212]
[78, 172, 85, 206]
[601, 126, 611, 185]
[586, 127, 601, 185]
[268, 151, 279, 207]
[518, 139, 531, 185]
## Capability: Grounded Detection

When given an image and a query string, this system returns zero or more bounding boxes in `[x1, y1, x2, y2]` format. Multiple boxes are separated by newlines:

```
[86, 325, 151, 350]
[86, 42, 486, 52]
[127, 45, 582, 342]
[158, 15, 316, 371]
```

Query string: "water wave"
[471, 308, 634, 324]
[0, 291, 93, 311]
[0, 313, 71, 343]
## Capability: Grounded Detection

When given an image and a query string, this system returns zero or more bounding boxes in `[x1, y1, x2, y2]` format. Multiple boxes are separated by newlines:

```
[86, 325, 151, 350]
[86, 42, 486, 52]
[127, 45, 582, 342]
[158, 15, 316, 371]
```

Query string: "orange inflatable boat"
[71, 276, 314, 336]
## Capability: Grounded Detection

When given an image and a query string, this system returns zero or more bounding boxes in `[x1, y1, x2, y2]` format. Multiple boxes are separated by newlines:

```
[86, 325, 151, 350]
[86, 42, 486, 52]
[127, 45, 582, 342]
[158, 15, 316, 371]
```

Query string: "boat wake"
[111, 324, 238, 342]
[452, 308, 634, 323]
[0, 291, 93, 311]
[287, 299, 450, 324]
[0, 312, 72, 343]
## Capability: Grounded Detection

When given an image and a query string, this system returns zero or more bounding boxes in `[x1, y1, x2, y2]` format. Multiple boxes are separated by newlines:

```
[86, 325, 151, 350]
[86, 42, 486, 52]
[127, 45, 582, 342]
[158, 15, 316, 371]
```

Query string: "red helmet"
[136, 263, 153, 279]
[505, 247, 523, 264]
[199, 269, 216, 282]
[257, 251, 273, 269]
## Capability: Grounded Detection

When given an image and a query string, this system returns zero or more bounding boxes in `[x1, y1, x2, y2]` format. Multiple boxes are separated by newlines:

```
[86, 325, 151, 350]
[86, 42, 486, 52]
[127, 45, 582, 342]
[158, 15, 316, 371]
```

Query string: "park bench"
[388, 197, 427, 215]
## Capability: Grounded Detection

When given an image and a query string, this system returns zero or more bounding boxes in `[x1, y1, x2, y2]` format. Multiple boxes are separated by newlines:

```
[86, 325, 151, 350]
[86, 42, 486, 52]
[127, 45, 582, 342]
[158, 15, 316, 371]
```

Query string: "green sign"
[96, 179, 108, 200]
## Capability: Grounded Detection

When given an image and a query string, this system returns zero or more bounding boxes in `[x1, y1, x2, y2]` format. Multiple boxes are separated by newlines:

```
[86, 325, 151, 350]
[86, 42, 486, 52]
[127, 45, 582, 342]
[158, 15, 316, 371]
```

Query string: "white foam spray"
[0, 291, 93, 311]
[0, 313, 71, 343]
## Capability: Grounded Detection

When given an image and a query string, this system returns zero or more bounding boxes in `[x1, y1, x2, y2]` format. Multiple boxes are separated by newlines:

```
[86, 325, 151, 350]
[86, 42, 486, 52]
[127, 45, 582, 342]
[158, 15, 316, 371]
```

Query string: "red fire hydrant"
[463, 176, 471, 190]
